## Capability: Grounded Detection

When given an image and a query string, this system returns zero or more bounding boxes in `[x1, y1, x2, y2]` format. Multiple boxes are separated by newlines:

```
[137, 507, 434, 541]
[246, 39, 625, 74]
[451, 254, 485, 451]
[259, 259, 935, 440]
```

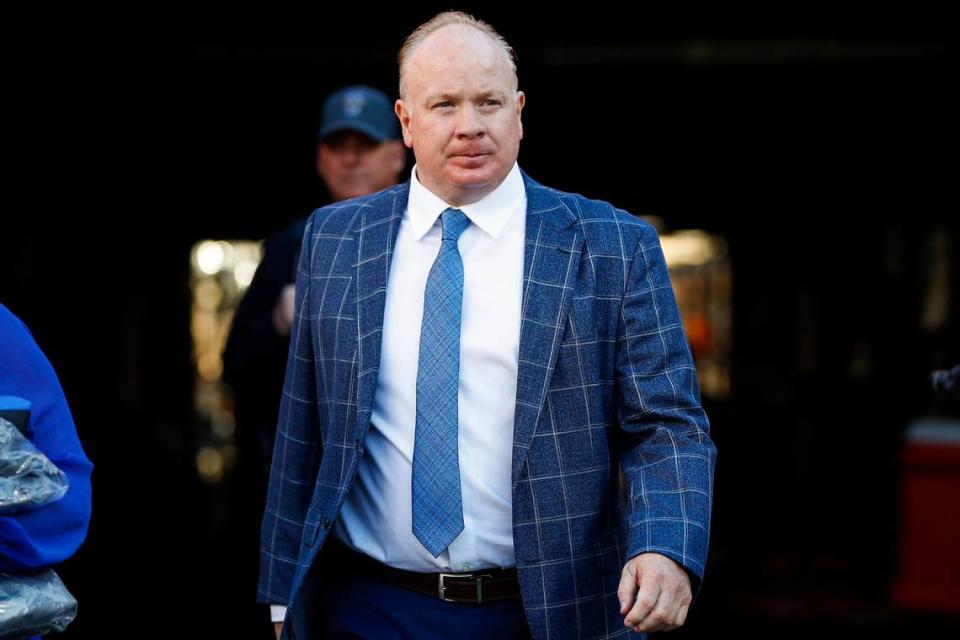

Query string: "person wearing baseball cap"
[315, 85, 407, 201]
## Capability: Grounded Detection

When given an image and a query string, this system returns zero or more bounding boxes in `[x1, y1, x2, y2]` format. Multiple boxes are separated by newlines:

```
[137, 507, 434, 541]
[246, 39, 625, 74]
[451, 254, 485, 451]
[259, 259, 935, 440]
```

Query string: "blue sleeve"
[0, 304, 94, 572]
[257, 215, 323, 605]
[614, 225, 716, 600]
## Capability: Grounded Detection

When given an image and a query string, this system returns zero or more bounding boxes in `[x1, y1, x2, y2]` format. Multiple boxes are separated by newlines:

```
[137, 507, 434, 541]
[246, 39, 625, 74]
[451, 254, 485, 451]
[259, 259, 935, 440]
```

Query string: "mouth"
[450, 152, 492, 167]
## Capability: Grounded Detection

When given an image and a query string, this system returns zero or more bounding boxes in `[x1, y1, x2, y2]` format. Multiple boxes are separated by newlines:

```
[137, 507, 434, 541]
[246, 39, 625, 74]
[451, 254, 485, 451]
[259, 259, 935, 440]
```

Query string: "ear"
[515, 91, 526, 140]
[395, 99, 414, 149]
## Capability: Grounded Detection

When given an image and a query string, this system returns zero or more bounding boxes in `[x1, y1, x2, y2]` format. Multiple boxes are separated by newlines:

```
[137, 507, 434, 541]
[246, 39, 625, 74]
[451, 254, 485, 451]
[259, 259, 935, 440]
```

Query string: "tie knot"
[440, 208, 470, 243]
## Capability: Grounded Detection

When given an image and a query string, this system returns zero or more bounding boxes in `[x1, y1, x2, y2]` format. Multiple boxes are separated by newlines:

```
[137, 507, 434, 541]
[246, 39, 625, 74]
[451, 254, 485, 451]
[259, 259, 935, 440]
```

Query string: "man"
[224, 84, 406, 476]
[259, 12, 716, 640]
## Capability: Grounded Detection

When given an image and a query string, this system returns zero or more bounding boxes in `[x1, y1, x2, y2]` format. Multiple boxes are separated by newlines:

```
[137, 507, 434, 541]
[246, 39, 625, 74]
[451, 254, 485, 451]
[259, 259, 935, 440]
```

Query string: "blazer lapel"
[354, 183, 409, 441]
[511, 173, 583, 488]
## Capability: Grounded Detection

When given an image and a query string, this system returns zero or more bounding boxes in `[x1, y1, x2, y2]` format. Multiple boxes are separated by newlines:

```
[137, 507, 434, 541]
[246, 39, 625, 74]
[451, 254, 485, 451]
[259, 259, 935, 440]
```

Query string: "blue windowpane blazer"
[258, 172, 717, 640]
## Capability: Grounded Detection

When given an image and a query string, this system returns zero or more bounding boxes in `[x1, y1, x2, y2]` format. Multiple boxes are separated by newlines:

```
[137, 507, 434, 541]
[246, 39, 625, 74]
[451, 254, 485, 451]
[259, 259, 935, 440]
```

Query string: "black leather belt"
[325, 536, 521, 604]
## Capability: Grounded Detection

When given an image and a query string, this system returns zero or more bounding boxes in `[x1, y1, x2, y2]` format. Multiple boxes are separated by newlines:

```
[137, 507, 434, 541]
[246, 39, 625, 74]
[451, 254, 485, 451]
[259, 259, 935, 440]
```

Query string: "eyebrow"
[424, 93, 458, 104]
[424, 90, 507, 104]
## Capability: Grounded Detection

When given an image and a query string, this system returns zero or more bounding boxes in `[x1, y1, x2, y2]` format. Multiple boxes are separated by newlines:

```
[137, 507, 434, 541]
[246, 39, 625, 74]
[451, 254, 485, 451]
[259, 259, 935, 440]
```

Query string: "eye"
[433, 101, 454, 109]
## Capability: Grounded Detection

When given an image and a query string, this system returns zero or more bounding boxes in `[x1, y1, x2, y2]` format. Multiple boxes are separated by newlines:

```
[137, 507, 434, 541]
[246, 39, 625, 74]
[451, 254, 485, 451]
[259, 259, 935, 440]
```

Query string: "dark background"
[2, 5, 957, 638]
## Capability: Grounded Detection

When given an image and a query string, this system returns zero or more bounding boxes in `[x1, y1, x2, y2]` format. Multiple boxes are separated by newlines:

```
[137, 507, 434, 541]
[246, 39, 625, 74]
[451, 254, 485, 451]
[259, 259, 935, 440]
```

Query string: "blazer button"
[321, 517, 331, 529]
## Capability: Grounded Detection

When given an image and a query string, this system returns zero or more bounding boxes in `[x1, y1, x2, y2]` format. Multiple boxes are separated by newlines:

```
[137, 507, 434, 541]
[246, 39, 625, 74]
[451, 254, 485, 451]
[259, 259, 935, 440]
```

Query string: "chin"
[448, 167, 500, 190]
[338, 186, 372, 200]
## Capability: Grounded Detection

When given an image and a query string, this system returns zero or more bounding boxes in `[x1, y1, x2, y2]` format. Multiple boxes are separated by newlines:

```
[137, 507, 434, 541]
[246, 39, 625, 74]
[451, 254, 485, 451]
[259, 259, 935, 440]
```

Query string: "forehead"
[406, 26, 512, 93]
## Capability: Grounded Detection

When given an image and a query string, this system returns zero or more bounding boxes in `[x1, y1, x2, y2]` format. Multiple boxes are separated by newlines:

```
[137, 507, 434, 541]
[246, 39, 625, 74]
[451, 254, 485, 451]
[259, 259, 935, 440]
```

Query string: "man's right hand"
[274, 622, 283, 639]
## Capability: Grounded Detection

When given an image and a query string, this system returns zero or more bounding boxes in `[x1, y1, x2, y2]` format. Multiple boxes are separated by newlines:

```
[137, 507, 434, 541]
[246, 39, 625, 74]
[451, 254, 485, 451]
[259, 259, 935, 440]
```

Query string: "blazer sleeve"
[614, 223, 717, 600]
[256, 216, 325, 605]
[0, 306, 94, 573]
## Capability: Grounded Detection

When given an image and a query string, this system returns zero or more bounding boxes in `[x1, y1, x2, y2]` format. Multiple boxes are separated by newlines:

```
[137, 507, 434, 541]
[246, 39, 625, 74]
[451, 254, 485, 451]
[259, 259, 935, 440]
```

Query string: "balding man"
[258, 12, 716, 640]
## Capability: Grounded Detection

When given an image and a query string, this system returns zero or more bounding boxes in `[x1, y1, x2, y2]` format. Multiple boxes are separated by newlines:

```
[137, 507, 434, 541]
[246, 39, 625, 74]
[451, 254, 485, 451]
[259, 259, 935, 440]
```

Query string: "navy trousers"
[313, 558, 532, 639]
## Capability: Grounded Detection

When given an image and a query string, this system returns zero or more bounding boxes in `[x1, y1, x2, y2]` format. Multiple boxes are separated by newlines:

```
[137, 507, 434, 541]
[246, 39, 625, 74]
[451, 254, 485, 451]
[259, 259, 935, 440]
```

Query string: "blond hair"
[398, 11, 517, 100]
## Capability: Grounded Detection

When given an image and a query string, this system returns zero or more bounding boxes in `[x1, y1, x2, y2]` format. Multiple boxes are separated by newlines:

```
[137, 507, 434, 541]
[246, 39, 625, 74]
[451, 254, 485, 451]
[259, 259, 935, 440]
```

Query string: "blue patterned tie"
[412, 207, 471, 557]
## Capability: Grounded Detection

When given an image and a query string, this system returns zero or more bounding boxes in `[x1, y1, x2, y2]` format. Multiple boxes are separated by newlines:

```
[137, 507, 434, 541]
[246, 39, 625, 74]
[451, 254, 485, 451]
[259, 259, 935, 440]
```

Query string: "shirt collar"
[407, 162, 524, 241]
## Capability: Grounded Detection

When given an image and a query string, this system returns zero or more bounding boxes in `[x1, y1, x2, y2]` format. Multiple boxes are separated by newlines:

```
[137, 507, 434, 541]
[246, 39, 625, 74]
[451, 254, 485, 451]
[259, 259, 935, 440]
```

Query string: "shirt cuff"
[270, 605, 287, 623]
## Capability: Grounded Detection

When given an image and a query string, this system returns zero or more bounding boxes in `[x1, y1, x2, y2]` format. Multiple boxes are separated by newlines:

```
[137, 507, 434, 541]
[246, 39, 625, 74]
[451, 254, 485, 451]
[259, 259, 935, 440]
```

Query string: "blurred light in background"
[658, 225, 732, 400]
[189, 239, 263, 484]
[195, 241, 226, 275]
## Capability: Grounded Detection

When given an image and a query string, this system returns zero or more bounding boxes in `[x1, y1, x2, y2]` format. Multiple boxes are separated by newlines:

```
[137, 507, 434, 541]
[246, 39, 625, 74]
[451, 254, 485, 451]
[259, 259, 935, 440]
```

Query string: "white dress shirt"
[272, 163, 526, 622]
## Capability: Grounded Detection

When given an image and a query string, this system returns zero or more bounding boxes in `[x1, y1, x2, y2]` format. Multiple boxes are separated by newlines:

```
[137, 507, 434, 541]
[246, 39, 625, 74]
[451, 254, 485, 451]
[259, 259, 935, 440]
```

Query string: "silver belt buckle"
[438, 572, 493, 603]
[438, 572, 472, 602]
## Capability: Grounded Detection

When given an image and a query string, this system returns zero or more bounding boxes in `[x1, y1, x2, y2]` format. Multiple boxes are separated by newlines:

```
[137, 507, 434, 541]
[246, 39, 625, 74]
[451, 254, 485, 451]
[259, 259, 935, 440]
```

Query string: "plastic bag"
[0, 415, 77, 636]
[0, 418, 68, 513]
[0, 569, 77, 638]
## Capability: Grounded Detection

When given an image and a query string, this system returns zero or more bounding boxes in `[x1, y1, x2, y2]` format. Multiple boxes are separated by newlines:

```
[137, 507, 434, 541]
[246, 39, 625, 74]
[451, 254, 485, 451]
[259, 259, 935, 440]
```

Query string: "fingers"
[631, 592, 689, 634]
[617, 563, 637, 615]
[618, 555, 692, 633]
[623, 579, 661, 631]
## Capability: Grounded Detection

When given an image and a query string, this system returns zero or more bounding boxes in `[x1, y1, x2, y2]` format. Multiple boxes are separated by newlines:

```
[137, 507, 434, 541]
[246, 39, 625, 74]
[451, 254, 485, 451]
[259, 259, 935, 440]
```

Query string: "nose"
[340, 144, 362, 165]
[455, 105, 485, 140]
